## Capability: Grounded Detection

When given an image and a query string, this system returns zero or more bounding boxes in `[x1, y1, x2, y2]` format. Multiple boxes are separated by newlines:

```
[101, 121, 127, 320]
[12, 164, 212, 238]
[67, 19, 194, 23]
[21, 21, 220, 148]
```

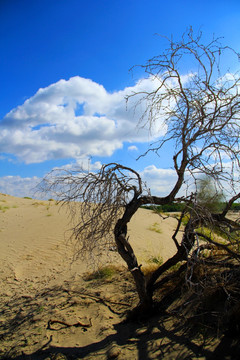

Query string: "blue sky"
[0, 0, 240, 197]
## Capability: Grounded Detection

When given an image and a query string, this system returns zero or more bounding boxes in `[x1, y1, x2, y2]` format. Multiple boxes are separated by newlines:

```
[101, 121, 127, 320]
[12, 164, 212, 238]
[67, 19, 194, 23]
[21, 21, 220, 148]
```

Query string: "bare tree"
[41, 29, 240, 311]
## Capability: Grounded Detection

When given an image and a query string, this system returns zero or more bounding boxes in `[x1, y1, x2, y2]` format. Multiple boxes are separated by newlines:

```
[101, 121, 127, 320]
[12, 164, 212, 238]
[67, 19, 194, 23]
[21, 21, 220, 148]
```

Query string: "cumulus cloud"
[0, 176, 40, 198]
[140, 165, 178, 196]
[0, 165, 177, 199]
[0, 76, 167, 164]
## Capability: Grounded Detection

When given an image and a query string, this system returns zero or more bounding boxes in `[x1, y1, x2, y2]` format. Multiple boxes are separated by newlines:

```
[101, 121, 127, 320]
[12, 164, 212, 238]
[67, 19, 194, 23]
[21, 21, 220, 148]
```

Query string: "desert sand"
[0, 194, 224, 359]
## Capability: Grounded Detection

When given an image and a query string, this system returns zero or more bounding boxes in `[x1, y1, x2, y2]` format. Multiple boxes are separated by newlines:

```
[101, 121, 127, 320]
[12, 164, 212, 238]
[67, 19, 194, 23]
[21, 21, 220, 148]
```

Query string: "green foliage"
[231, 203, 240, 211]
[23, 196, 32, 200]
[180, 214, 190, 226]
[141, 202, 185, 213]
[196, 226, 216, 241]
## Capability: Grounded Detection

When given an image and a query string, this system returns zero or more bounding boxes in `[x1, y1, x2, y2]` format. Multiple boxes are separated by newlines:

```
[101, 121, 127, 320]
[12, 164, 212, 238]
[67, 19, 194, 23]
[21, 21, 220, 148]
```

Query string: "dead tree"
[41, 29, 240, 311]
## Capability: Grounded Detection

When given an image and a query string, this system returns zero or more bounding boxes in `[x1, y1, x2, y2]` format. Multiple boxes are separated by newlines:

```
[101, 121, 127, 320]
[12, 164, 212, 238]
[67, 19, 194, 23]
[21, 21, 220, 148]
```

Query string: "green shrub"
[231, 203, 240, 211]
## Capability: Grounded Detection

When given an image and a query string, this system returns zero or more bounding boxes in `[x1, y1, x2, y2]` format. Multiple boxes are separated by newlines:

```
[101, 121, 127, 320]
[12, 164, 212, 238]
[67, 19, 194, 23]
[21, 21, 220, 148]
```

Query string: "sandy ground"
[0, 194, 178, 292]
[0, 194, 221, 359]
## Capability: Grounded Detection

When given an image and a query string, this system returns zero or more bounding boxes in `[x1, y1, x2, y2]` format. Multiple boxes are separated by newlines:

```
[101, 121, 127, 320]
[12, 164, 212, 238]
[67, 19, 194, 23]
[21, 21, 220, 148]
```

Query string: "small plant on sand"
[147, 255, 163, 265]
[85, 265, 118, 281]
[143, 255, 164, 276]
[0, 205, 10, 212]
[32, 201, 45, 207]
[148, 222, 162, 234]
[23, 196, 32, 200]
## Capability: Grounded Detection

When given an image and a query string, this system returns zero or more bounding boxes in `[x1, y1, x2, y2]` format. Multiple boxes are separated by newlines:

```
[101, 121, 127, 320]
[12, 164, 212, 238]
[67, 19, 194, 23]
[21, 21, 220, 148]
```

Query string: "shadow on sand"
[2, 270, 240, 359]
[9, 310, 240, 360]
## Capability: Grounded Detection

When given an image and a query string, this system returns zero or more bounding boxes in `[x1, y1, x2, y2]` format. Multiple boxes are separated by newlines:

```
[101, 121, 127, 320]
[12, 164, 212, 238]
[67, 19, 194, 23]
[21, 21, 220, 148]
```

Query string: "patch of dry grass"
[148, 222, 162, 234]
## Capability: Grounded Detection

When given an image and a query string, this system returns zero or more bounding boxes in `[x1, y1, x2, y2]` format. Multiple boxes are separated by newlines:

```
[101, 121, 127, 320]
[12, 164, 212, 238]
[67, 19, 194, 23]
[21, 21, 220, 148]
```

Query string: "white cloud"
[140, 165, 178, 196]
[0, 164, 178, 199]
[0, 76, 168, 164]
[128, 145, 138, 151]
[1, 157, 238, 200]
[0, 176, 40, 198]
[53, 157, 102, 172]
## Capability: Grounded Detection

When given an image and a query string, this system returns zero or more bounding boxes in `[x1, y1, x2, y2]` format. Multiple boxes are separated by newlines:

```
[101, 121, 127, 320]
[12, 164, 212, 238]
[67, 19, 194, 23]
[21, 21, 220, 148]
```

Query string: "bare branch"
[41, 29, 240, 310]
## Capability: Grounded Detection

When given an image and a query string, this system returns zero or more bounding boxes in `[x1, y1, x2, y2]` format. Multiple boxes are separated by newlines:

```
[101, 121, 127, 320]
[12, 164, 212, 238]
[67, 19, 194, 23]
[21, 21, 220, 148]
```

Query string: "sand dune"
[0, 193, 189, 359]
[0, 194, 179, 289]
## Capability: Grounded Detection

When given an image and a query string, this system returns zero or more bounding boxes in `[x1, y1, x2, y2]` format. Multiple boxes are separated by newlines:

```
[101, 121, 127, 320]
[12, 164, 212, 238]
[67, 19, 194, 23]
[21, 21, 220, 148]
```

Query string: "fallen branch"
[47, 318, 92, 330]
